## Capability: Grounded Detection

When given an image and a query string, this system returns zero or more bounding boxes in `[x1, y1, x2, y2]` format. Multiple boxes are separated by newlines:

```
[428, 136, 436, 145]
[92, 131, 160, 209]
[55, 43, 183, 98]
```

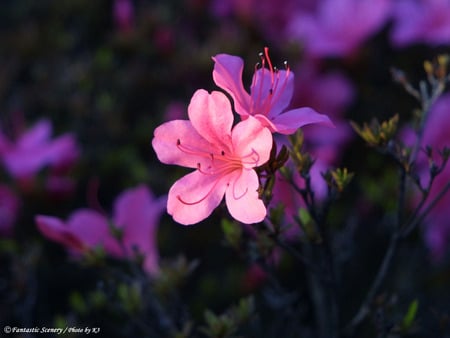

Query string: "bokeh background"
[1, 0, 450, 337]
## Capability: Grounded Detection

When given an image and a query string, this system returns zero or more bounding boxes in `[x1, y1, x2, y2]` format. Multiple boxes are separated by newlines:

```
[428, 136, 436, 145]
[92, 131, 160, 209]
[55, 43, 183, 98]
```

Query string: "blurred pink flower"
[0, 119, 79, 193]
[401, 94, 450, 259]
[35, 185, 166, 275]
[113, 0, 135, 33]
[152, 89, 272, 225]
[390, 0, 450, 47]
[212, 48, 333, 134]
[270, 157, 331, 239]
[0, 184, 20, 236]
[287, 0, 391, 58]
[209, 0, 315, 42]
[291, 60, 355, 118]
[164, 102, 187, 121]
[269, 60, 354, 238]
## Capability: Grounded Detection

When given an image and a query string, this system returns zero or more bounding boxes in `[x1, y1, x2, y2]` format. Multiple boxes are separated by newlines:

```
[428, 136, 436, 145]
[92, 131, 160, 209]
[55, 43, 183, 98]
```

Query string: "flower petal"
[167, 170, 227, 225]
[152, 119, 217, 169]
[231, 116, 273, 167]
[113, 185, 166, 275]
[212, 54, 252, 117]
[17, 119, 52, 149]
[67, 210, 120, 254]
[35, 215, 85, 252]
[225, 169, 266, 224]
[250, 69, 294, 118]
[188, 89, 233, 148]
[269, 107, 334, 135]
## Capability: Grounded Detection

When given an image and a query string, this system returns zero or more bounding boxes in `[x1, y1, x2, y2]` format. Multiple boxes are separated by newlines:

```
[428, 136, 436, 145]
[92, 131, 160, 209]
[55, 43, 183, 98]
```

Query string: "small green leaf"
[401, 299, 419, 331]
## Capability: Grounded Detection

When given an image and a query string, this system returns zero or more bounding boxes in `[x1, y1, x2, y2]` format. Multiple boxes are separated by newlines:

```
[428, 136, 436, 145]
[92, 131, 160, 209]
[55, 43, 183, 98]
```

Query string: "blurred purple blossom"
[0, 184, 20, 236]
[401, 94, 450, 259]
[269, 61, 354, 239]
[113, 0, 135, 33]
[390, 0, 450, 47]
[35, 185, 166, 275]
[291, 60, 355, 118]
[287, 0, 391, 58]
[164, 102, 187, 121]
[0, 118, 79, 193]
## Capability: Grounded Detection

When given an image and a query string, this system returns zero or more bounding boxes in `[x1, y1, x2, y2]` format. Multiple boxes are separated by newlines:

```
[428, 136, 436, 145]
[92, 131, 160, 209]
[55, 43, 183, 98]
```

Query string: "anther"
[177, 139, 181, 145]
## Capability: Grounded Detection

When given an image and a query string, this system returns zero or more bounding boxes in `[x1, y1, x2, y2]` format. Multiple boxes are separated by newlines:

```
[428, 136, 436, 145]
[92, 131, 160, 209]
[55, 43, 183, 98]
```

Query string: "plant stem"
[343, 233, 399, 336]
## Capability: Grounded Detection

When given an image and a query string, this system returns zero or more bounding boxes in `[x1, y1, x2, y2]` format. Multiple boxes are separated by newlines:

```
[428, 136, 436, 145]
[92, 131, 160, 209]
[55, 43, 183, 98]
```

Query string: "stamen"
[177, 179, 221, 205]
[233, 183, 249, 200]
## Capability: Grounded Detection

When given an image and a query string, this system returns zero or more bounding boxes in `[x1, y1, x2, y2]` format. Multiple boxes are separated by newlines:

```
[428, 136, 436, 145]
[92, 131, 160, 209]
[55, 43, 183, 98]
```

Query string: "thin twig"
[343, 233, 399, 336]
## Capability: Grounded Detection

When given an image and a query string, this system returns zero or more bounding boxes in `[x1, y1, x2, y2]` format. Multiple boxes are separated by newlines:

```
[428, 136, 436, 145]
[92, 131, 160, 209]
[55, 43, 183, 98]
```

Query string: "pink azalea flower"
[212, 48, 333, 135]
[287, 0, 391, 58]
[35, 185, 166, 275]
[152, 89, 273, 225]
[0, 119, 79, 187]
[390, 0, 450, 47]
[0, 184, 20, 236]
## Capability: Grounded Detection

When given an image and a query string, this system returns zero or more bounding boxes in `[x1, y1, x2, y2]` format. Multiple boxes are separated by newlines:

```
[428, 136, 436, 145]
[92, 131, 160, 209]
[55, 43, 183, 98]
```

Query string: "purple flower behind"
[287, 0, 391, 58]
[401, 94, 450, 259]
[35, 185, 166, 275]
[0, 118, 79, 194]
[270, 61, 354, 239]
[390, 0, 450, 47]
[113, 0, 135, 33]
[0, 184, 20, 236]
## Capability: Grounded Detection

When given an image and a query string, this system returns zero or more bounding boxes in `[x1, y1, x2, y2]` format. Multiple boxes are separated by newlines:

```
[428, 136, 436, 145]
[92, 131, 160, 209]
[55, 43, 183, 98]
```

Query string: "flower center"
[251, 47, 291, 117]
[175, 139, 259, 205]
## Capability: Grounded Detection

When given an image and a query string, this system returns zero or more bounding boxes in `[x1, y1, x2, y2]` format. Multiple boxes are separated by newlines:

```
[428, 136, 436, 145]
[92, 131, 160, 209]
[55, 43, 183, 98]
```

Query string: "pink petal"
[113, 185, 165, 275]
[67, 210, 122, 255]
[231, 116, 273, 167]
[225, 169, 266, 224]
[3, 147, 50, 178]
[188, 90, 234, 148]
[167, 170, 227, 225]
[35, 215, 85, 252]
[269, 107, 334, 135]
[152, 119, 217, 169]
[46, 134, 80, 168]
[17, 119, 52, 149]
[212, 54, 252, 117]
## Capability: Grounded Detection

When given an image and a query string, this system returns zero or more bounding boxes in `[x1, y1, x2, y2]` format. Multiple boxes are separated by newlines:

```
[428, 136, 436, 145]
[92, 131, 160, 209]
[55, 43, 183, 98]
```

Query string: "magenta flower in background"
[390, 0, 450, 47]
[212, 48, 333, 135]
[209, 0, 315, 43]
[401, 94, 450, 259]
[291, 59, 355, 118]
[0, 184, 20, 236]
[287, 0, 391, 58]
[35, 185, 166, 275]
[0, 119, 79, 192]
[164, 101, 187, 121]
[152, 89, 272, 225]
[113, 0, 135, 33]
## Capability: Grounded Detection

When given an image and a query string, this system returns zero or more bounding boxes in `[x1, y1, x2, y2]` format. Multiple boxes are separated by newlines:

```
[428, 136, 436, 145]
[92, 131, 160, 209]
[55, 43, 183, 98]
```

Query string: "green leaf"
[401, 299, 419, 331]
